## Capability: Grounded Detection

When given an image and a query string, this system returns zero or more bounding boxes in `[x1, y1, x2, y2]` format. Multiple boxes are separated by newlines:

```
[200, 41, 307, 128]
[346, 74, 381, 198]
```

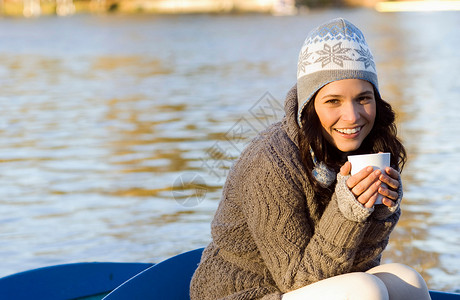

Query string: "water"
[0, 9, 459, 292]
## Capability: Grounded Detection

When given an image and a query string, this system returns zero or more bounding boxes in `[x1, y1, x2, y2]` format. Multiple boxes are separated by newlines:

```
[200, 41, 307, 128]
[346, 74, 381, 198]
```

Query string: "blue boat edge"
[0, 248, 458, 299]
[0, 261, 153, 300]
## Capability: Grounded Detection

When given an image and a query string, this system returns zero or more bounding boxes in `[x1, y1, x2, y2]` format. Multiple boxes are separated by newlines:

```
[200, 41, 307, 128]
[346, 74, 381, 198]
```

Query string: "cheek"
[366, 106, 377, 126]
[316, 110, 337, 144]
[316, 108, 337, 131]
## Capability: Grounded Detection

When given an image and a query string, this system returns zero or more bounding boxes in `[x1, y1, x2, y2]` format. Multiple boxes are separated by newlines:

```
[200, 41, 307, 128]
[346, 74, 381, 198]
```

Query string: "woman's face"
[314, 79, 376, 153]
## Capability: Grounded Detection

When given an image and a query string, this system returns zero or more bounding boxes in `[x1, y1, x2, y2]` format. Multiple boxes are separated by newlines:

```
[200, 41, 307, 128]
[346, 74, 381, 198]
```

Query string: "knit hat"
[297, 18, 379, 127]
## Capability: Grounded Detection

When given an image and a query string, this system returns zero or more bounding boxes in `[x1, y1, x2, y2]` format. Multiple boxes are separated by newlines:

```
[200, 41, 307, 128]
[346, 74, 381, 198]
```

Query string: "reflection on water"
[378, 13, 460, 291]
[0, 11, 459, 292]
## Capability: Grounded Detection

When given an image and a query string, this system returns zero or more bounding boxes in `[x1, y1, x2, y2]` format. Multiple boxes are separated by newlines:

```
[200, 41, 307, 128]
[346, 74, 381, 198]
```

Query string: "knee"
[282, 273, 389, 300]
[382, 263, 427, 289]
[351, 273, 389, 300]
[368, 263, 431, 300]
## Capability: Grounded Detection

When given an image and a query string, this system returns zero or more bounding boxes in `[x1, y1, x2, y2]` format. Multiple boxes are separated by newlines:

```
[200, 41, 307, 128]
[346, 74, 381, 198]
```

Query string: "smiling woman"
[190, 18, 429, 300]
[313, 79, 376, 153]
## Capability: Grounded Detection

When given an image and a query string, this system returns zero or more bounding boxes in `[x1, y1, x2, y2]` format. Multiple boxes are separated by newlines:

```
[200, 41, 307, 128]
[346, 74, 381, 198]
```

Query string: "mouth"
[334, 126, 362, 135]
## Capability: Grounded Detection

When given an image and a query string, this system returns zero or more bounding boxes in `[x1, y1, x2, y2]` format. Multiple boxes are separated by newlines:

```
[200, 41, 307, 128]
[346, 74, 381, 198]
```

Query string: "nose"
[341, 102, 360, 123]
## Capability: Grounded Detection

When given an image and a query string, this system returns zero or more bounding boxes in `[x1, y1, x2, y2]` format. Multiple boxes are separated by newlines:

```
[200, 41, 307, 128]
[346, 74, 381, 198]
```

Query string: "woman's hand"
[340, 162, 400, 208]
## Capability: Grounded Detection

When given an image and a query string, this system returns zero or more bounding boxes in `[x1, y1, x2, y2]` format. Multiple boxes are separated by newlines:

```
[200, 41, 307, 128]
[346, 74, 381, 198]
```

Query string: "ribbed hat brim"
[297, 69, 379, 126]
[296, 18, 379, 127]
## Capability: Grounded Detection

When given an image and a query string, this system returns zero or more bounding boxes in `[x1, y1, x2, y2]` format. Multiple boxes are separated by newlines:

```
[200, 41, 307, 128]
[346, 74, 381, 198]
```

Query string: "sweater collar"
[281, 84, 302, 149]
[282, 84, 336, 188]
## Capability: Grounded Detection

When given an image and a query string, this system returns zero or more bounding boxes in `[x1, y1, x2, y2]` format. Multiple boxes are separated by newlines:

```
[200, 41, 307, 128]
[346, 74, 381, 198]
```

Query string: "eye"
[325, 99, 340, 104]
[357, 96, 374, 104]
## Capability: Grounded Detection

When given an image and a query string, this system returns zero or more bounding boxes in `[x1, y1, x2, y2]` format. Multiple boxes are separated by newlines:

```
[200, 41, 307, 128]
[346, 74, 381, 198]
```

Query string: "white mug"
[347, 153, 391, 205]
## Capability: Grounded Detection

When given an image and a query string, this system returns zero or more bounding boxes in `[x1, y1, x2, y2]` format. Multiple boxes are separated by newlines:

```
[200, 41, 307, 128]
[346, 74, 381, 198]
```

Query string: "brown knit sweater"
[190, 86, 402, 300]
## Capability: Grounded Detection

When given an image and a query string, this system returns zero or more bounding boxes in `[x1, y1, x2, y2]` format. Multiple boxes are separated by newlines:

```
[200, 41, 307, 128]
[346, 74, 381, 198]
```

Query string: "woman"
[190, 18, 430, 300]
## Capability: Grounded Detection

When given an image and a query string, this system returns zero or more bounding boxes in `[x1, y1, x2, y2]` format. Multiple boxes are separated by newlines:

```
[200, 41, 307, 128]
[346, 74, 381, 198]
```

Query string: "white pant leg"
[281, 272, 389, 300]
[366, 263, 431, 300]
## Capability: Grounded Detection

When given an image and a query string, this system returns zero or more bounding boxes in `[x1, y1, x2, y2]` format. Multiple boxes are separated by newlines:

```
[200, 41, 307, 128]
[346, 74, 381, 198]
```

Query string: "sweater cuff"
[335, 173, 374, 223]
[372, 177, 403, 220]
[262, 293, 283, 300]
[318, 195, 369, 249]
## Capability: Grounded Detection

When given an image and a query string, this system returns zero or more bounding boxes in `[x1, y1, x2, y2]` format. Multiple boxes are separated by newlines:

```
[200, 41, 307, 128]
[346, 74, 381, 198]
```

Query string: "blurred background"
[0, 0, 459, 293]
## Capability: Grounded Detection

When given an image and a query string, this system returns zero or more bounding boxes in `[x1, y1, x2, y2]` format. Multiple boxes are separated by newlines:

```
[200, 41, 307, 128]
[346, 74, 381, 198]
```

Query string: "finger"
[385, 167, 401, 180]
[356, 180, 381, 207]
[381, 197, 395, 207]
[385, 166, 399, 179]
[364, 193, 378, 208]
[379, 174, 399, 190]
[346, 166, 374, 189]
[351, 169, 381, 197]
[379, 168, 400, 190]
[378, 185, 399, 201]
[340, 161, 352, 176]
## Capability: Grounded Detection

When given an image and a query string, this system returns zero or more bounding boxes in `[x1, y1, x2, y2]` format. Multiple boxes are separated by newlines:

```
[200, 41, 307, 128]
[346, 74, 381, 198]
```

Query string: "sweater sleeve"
[335, 173, 403, 222]
[326, 173, 401, 272]
[351, 179, 402, 271]
[240, 147, 371, 293]
[351, 207, 400, 271]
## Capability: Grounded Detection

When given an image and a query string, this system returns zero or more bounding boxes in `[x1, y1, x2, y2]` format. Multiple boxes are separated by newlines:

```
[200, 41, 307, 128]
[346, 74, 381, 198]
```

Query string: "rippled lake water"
[0, 9, 459, 292]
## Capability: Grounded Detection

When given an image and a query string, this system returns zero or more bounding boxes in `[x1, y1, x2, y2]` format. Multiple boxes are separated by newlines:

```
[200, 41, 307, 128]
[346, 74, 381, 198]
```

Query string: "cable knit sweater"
[190, 86, 402, 300]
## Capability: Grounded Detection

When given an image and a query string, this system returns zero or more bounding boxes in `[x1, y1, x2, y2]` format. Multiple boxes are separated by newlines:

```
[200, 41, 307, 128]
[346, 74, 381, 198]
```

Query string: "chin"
[336, 143, 363, 153]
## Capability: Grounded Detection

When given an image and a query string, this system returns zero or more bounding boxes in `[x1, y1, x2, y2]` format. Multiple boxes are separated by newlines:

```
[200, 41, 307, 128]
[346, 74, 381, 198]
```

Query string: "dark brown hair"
[298, 88, 407, 197]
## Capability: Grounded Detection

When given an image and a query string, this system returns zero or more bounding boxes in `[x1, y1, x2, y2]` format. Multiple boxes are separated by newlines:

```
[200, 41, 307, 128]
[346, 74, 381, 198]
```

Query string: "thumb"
[340, 161, 351, 176]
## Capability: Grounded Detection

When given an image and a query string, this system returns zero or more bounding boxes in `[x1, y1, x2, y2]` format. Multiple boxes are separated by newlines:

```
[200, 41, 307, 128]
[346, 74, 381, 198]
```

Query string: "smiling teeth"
[336, 127, 361, 134]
